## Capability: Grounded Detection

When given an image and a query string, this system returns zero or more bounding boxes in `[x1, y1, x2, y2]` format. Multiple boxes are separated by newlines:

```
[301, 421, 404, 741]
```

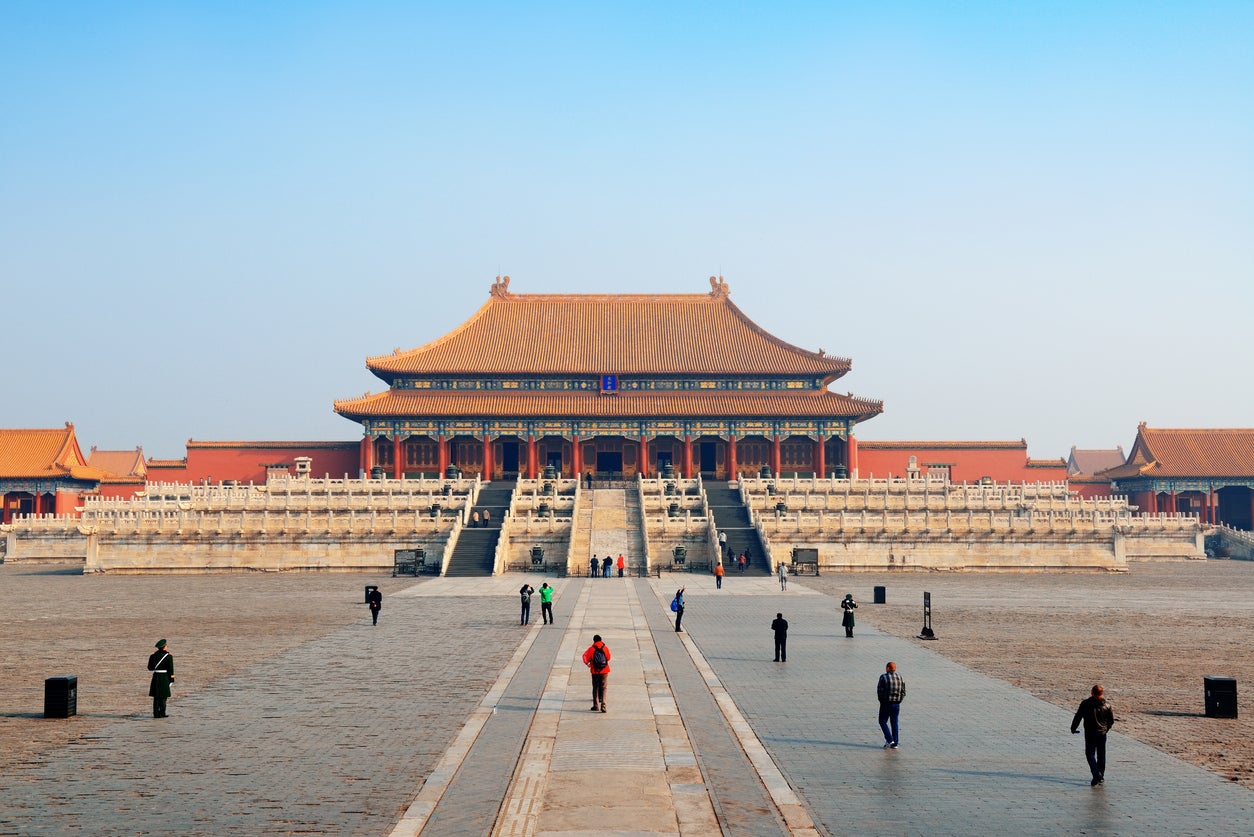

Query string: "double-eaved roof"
[335, 278, 882, 425]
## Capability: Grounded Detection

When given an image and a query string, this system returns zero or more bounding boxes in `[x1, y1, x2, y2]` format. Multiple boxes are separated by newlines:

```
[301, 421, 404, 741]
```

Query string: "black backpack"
[592, 645, 608, 669]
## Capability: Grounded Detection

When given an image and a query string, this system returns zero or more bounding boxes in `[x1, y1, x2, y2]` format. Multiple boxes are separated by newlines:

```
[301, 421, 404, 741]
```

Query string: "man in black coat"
[367, 587, 383, 625]
[771, 613, 788, 662]
[147, 639, 174, 718]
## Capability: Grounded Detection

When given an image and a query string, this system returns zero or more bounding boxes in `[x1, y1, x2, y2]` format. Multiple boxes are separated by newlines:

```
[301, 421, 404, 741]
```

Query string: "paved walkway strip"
[490, 576, 720, 836]
[646, 579, 820, 837]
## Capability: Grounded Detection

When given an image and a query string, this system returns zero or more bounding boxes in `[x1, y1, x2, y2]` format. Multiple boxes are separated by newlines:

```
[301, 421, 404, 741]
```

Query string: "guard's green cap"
[155, 639, 167, 648]
[845, 594, 853, 599]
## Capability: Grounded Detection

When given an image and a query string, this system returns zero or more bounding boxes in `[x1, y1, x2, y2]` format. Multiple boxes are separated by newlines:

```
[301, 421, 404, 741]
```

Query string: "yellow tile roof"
[1102, 426, 1254, 479]
[0, 425, 111, 482]
[87, 448, 147, 479]
[334, 389, 883, 422]
[366, 278, 853, 379]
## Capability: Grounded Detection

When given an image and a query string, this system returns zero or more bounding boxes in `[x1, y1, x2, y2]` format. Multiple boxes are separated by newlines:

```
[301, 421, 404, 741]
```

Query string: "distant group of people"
[589, 554, 626, 578]
[468, 509, 491, 527]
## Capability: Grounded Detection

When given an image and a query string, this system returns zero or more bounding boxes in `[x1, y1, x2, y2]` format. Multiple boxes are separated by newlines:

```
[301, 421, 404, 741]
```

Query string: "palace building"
[1101, 425, 1254, 530]
[333, 276, 884, 482]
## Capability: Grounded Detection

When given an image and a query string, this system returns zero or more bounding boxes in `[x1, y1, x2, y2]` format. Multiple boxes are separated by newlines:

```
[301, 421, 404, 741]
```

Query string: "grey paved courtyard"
[1, 562, 1252, 835]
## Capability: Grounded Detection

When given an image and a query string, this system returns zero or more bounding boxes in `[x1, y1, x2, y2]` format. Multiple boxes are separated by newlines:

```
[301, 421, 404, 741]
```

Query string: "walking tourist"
[673, 587, 686, 632]
[714, 562, 724, 589]
[737, 552, 746, 573]
[1071, 684, 1116, 786]
[602, 555, 612, 578]
[771, 612, 788, 662]
[877, 661, 906, 749]
[482, 509, 491, 526]
[617, 553, 625, 577]
[146, 639, 175, 718]
[470, 510, 480, 527]
[539, 582, 554, 624]
[367, 586, 383, 625]
[778, 561, 788, 591]
[582, 634, 611, 712]
[519, 583, 535, 625]
[590, 556, 598, 578]
[841, 593, 858, 637]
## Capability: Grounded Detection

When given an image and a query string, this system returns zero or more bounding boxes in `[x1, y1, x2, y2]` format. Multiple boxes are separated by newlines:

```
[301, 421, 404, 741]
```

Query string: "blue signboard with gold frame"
[600, 374, 618, 393]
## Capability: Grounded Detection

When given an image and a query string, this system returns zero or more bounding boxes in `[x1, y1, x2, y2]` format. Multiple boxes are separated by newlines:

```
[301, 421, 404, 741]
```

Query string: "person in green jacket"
[841, 593, 858, 637]
[147, 639, 174, 718]
[539, 582, 555, 624]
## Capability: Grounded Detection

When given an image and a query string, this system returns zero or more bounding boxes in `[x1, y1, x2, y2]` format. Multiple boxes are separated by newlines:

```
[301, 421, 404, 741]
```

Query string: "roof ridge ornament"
[708, 275, 729, 298]
[490, 275, 512, 298]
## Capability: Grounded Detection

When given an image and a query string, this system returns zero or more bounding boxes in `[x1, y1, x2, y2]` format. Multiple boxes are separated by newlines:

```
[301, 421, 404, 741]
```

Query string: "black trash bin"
[874, 585, 887, 604]
[1204, 676, 1238, 718]
[44, 676, 77, 718]
[365, 584, 379, 605]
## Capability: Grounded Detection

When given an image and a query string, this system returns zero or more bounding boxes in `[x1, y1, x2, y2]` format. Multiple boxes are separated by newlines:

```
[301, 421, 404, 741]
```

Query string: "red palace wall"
[1067, 477, 1114, 500]
[855, 441, 1068, 484]
[146, 442, 361, 485]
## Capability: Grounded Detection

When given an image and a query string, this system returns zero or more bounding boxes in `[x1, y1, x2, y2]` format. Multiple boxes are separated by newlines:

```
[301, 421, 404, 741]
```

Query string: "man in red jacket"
[582, 634, 612, 713]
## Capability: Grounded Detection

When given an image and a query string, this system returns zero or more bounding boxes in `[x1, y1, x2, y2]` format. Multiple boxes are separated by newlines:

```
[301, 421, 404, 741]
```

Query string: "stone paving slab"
[678, 577, 1254, 836]
[0, 586, 525, 837]
[6, 570, 1254, 836]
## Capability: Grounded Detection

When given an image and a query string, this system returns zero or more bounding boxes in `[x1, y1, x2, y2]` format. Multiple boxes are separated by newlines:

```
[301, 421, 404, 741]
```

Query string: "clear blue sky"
[3, 2, 1251, 461]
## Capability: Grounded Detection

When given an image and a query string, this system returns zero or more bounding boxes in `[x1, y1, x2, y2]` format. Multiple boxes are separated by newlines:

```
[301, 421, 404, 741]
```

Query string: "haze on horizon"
[2, 3, 1251, 463]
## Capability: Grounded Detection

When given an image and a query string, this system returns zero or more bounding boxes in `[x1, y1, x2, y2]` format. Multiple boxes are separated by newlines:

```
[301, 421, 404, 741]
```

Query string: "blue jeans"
[878, 702, 900, 745]
[1085, 733, 1107, 780]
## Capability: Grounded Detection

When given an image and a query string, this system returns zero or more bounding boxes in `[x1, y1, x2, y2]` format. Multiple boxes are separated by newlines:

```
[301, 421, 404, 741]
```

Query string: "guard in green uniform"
[147, 639, 174, 718]
[841, 594, 858, 637]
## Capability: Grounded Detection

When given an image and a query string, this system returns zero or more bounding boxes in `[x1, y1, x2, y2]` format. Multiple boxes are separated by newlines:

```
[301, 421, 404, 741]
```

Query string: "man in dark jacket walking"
[367, 587, 383, 625]
[1071, 684, 1116, 785]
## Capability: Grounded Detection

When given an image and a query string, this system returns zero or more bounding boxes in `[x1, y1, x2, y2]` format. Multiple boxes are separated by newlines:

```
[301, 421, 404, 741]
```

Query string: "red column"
[482, 436, 493, 481]
[527, 435, 537, 479]
[640, 435, 649, 478]
[360, 437, 374, 474]
[392, 437, 404, 479]
[772, 435, 782, 476]
[572, 434, 582, 479]
[1142, 490, 1158, 514]
[1167, 491, 1178, 514]
[848, 435, 858, 477]
[815, 434, 826, 479]
[727, 435, 737, 480]
[1208, 488, 1216, 524]
[438, 435, 448, 476]
[683, 436, 694, 479]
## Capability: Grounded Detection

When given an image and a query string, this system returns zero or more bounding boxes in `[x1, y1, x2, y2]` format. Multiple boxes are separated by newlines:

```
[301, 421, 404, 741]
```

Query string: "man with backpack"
[582, 634, 612, 712]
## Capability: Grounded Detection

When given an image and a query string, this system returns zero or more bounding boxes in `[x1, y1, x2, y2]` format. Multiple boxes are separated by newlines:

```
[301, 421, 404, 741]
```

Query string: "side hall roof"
[365, 277, 853, 380]
[0, 424, 111, 482]
[1100, 426, 1254, 480]
[334, 389, 883, 423]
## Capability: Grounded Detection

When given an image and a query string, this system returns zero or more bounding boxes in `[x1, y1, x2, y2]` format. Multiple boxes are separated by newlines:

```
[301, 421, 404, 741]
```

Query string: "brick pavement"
[3, 568, 1253, 835]
[675, 575, 1254, 835]
[0, 581, 525, 836]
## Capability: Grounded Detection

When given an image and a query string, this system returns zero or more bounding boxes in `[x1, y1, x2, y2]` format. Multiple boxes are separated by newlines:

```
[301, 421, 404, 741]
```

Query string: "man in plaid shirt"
[877, 661, 906, 749]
